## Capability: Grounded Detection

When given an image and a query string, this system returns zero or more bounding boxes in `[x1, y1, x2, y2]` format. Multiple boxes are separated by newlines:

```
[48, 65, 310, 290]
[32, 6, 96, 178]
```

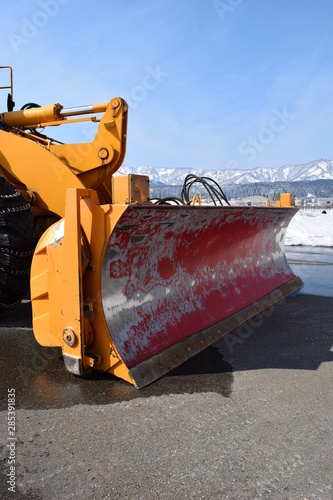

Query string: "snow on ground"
[285, 210, 333, 296]
[285, 209, 333, 246]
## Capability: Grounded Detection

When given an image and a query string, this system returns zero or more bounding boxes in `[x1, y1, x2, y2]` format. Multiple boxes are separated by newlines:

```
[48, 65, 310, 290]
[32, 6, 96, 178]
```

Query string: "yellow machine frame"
[0, 90, 128, 217]
[31, 188, 134, 383]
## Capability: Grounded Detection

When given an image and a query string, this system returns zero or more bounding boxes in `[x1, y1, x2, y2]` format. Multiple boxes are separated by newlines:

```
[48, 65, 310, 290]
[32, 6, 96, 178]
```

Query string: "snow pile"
[285, 210, 333, 246]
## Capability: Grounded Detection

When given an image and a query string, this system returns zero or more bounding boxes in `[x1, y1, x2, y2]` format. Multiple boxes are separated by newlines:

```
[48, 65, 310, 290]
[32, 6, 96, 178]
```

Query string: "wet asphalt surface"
[0, 248, 332, 499]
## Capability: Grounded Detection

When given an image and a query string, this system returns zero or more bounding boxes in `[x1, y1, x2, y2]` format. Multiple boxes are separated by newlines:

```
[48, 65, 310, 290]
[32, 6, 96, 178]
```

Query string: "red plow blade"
[101, 205, 303, 388]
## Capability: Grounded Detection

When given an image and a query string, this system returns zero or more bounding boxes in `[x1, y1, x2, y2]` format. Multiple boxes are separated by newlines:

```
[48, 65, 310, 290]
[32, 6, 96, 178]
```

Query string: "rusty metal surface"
[101, 205, 300, 375]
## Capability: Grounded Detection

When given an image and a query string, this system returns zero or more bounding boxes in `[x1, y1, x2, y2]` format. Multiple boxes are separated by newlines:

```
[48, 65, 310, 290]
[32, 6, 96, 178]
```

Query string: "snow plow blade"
[31, 189, 303, 388]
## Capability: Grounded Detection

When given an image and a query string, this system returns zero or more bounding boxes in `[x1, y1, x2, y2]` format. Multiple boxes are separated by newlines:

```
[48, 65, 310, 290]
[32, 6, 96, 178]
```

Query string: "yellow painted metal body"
[112, 174, 150, 204]
[1, 103, 63, 127]
[30, 188, 133, 383]
[266, 193, 295, 208]
[0, 98, 127, 215]
[49, 98, 127, 204]
[275, 193, 295, 207]
[0, 128, 85, 216]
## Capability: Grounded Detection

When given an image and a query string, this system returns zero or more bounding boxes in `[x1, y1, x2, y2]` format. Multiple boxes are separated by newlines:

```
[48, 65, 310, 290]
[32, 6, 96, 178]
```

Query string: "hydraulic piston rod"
[59, 103, 108, 117]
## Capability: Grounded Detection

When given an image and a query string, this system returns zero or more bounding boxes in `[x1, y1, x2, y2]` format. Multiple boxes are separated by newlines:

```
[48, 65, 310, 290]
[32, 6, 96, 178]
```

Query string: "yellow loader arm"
[0, 97, 128, 214]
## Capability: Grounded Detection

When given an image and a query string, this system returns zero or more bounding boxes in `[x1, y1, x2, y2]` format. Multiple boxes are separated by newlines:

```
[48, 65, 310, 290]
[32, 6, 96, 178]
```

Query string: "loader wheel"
[0, 176, 41, 313]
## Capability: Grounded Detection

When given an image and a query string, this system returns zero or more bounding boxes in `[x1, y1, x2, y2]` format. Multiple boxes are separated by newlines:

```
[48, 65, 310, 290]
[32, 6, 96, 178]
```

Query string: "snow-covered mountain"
[118, 159, 333, 186]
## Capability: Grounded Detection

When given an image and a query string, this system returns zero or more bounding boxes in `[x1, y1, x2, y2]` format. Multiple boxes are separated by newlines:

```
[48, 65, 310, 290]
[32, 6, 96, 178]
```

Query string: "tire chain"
[0, 299, 22, 310]
[0, 203, 31, 215]
[0, 190, 21, 199]
[0, 247, 35, 257]
[0, 265, 30, 276]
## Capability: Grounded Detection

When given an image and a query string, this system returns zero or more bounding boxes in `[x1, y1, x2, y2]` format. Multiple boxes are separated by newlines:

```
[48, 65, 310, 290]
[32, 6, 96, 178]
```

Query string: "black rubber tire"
[0, 177, 41, 313]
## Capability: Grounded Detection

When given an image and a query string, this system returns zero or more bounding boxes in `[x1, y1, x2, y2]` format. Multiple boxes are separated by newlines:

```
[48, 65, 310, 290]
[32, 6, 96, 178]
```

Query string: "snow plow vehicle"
[0, 66, 302, 388]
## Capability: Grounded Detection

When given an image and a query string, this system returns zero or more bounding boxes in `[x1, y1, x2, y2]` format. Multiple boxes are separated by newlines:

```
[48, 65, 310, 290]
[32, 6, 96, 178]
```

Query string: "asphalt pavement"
[0, 248, 332, 499]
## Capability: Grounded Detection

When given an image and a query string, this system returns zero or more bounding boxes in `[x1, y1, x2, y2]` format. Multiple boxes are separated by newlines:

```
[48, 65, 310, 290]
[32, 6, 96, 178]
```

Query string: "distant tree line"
[150, 179, 333, 202]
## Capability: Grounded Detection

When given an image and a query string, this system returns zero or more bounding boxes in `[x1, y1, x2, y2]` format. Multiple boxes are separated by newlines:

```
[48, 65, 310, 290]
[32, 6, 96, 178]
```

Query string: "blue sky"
[1, 0, 333, 170]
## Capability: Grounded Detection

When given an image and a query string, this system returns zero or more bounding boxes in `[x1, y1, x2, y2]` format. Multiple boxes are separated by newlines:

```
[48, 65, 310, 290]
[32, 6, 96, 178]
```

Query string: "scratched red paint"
[101, 205, 297, 368]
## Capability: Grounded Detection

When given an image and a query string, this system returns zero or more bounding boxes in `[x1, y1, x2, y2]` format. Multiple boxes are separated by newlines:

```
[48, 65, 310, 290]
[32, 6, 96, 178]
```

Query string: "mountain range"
[118, 159, 333, 186]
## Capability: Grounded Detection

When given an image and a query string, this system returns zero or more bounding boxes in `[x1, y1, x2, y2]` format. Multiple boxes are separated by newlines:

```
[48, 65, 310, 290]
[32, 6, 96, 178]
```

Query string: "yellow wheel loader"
[0, 66, 302, 388]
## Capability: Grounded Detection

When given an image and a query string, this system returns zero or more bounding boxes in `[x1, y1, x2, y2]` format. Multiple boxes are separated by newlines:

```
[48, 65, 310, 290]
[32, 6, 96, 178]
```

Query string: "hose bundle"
[151, 174, 230, 206]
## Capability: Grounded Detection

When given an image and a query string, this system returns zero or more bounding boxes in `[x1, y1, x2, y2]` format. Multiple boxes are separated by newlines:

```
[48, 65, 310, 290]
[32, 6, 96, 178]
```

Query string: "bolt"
[111, 98, 120, 109]
[98, 147, 109, 160]
[62, 328, 76, 347]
